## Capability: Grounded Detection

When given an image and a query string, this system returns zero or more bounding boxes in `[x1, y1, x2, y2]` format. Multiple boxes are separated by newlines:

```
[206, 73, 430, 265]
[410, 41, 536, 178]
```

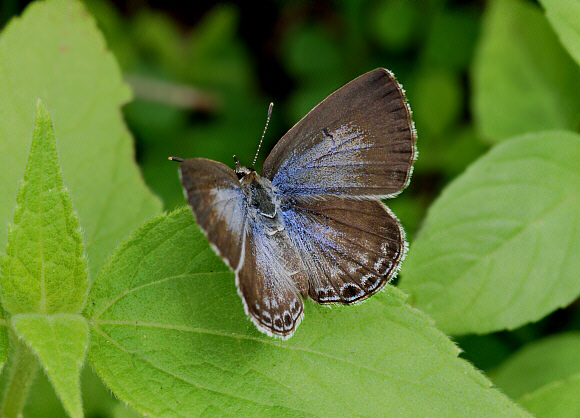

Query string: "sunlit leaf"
[12, 314, 89, 418]
[1, 101, 88, 315]
[0, 0, 162, 279]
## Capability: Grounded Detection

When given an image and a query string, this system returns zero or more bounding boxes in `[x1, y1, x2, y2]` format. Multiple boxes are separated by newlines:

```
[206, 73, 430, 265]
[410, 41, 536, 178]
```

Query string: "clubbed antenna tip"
[252, 102, 274, 168]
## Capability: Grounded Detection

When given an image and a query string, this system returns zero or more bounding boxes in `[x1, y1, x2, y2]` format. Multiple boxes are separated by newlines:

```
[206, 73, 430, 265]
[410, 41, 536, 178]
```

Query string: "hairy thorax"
[239, 170, 284, 235]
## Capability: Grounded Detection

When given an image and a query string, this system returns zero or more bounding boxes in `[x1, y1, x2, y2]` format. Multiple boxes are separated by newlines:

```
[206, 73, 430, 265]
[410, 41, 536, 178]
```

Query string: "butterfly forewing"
[262, 68, 416, 199]
[282, 197, 406, 304]
[180, 158, 248, 270]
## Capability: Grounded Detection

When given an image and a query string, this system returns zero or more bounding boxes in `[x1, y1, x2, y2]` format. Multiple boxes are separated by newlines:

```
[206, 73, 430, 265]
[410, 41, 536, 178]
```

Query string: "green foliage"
[0, 0, 163, 280]
[472, 0, 580, 143]
[1, 102, 88, 315]
[400, 131, 580, 335]
[12, 314, 89, 418]
[368, 0, 419, 51]
[539, 0, 580, 66]
[491, 332, 580, 399]
[0, 0, 578, 416]
[518, 374, 580, 418]
[0, 100, 91, 417]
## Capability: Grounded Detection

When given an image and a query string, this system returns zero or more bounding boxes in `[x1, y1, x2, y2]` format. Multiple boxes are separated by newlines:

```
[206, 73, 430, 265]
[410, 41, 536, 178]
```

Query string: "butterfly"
[171, 68, 417, 339]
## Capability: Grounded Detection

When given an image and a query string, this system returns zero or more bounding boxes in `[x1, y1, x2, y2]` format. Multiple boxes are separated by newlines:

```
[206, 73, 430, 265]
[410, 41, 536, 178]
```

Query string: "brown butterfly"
[171, 68, 417, 339]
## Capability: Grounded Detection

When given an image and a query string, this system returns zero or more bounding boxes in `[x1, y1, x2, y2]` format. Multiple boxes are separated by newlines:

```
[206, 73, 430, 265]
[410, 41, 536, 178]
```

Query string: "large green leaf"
[11, 314, 89, 418]
[1, 102, 88, 315]
[471, 0, 580, 143]
[539, 0, 580, 66]
[400, 131, 580, 335]
[0, 0, 162, 279]
[491, 332, 580, 399]
[86, 207, 528, 417]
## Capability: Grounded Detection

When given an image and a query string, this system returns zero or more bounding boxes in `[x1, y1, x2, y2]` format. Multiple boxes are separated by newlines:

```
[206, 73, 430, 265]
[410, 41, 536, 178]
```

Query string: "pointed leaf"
[539, 0, 580, 66]
[0, 0, 162, 280]
[1, 101, 88, 314]
[400, 131, 580, 334]
[518, 374, 580, 418]
[11, 313, 89, 418]
[86, 208, 528, 417]
[491, 332, 580, 399]
[472, 0, 580, 143]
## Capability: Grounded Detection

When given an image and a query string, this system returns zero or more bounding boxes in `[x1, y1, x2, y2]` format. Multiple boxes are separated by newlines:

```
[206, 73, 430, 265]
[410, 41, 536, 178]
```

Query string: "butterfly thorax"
[237, 167, 285, 236]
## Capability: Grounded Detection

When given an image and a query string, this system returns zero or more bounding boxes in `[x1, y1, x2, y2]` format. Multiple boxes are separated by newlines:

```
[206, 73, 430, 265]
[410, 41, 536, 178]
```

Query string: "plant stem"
[0, 332, 39, 418]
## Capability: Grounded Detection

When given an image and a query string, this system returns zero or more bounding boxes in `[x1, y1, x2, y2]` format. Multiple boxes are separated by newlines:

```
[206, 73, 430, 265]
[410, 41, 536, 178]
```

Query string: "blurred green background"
[2, 0, 579, 415]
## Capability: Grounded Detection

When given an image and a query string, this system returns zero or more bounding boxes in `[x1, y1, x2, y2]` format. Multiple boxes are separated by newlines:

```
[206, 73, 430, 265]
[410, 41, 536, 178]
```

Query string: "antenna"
[252, 102, 274, 168]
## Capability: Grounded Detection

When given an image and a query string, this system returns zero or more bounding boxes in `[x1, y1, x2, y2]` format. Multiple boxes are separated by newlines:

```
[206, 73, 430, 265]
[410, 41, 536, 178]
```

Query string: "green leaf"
[539, 0, 580, 66]
[491, 332, 580, 399]
[0, 332, 40, 417]
[472, 0, 580, 143]
[400, 131, 580, 335]
[1, 101, 88, 315]
[11, 313, 89, 418]
[0, 0, 162, 280]
[14, 364, 139, 418]
[518, 374, 580, 418]
[86, 208, 528, 417]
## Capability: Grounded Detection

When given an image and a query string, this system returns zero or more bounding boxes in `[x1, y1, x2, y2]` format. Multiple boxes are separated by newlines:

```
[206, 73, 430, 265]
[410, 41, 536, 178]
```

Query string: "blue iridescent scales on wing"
[177, 68, 417, 339]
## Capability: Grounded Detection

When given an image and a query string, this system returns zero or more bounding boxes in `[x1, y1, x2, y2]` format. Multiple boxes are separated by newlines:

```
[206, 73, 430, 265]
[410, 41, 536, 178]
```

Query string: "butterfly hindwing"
[281, 197, 406, 304]
[236, 222, 305, 339]
[262, 68, 417, 199]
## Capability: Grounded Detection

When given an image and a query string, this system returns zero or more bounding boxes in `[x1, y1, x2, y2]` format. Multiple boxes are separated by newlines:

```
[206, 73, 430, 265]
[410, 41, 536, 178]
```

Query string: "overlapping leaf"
[491, 332, 580, 399]
[1, 102, 88, 315]
[472, 0, 580, 142]
[539, 0, 580, 66]
[0, 101, 90, 417]
[12, 314, 89, 418]
[0, 0, 162, 280]
[518, 374, 580, 418]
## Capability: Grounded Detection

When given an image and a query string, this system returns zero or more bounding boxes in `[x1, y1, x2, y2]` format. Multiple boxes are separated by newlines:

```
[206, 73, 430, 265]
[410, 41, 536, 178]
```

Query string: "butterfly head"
[233, 154, 258, 182]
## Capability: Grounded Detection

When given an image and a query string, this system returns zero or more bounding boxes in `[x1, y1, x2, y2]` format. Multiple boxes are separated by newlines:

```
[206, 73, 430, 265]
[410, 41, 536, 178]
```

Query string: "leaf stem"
[0, 332, 39, 418]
